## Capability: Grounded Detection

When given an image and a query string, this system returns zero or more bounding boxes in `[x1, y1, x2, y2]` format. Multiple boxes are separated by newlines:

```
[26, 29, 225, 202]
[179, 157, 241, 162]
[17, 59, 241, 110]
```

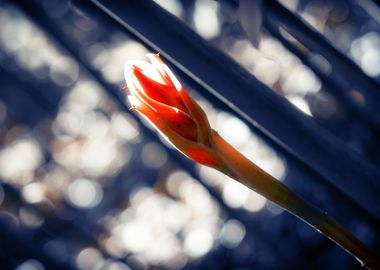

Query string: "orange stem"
[209, 130, 380, 269]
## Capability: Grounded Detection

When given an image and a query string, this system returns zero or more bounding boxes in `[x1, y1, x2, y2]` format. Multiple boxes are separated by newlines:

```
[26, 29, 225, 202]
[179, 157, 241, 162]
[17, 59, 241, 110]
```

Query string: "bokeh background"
[0, 0, 379, 269]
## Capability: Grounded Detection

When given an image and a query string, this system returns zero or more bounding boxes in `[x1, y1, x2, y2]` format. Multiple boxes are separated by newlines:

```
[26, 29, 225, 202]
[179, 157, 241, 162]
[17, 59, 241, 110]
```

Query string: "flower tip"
[146, 53, 163, 66]
[145, 52, 157, 58]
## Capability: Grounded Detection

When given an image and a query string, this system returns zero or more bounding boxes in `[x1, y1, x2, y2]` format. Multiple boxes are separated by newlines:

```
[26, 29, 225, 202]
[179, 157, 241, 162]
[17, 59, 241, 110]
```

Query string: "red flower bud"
[125, 54, 220, 167]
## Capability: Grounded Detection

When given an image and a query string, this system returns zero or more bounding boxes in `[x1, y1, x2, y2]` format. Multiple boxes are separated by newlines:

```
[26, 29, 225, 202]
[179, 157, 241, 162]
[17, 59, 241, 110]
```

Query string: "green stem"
[210, 130, 380, 269]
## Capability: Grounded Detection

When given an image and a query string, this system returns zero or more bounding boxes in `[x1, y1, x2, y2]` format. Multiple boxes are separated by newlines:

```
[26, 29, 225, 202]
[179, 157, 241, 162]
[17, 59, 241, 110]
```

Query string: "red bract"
[124, 54, 220, 167]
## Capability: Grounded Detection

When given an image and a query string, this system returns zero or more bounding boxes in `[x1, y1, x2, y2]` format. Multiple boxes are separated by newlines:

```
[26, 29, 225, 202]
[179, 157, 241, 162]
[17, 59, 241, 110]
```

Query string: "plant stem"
[210, 130, 380, 269]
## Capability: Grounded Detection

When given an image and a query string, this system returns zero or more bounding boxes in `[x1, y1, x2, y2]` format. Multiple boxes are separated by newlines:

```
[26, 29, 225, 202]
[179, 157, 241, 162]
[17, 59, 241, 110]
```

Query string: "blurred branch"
[0, 157, 134, 268]
[0, 206, 78, 270]
[370, 0, 380, 9]
[263, 0, 380, 131]
[356, 0, 380, 24]
[236, 0, 262, 47]
[68, 0, 380, 220]
[262, 18, 377, 138]
[0, 59, 61, 115]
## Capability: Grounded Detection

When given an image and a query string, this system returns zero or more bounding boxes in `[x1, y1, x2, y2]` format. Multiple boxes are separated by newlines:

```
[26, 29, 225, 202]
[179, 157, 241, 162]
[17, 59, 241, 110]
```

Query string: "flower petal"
[147, 54, 182, 91]
[129, 86, 198, 141]
[131, 66, 188, 112]
[178, 89, 211, 144]
[133, 99, 220, 167]
[125, 61, 165, 84]
[146, 53, 171, 84]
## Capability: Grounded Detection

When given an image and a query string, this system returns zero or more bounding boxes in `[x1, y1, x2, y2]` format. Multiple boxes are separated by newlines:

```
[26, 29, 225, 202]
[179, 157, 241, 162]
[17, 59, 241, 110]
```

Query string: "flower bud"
[125, 54, 219, 167]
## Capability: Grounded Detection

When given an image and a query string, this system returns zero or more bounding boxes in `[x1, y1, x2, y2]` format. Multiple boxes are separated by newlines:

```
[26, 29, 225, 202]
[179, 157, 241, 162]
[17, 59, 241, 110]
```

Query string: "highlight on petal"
[125, 61, 165, 85]
[127, 93, 143, 110]
[146, 53, 182, 91]
[146, 53, 168, 82]
[162, 64, 182, 91]
[131, 66, 187, 112]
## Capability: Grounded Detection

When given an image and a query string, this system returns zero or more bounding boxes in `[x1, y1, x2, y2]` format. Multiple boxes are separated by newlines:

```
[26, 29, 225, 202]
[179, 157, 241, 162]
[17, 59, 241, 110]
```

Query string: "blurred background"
[0, 0, 379, 269]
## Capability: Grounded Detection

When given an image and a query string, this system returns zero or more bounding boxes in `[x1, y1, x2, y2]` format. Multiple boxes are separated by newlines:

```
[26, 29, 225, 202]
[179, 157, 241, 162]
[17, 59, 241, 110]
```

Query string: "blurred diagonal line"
[263, 0, 380, 129]
[0, 183, 110, 263]
[0, 217, 78, 270]
[265, 0, 380, 92]
[358, 0, 380, 23]
[0, 166, 136, 268]
[0, 62, 58, 115]
[0, 223, 71, 269]
[263, 18, 378, 133]
[370, 0, 380, 8]
[71, 0, 380, 219]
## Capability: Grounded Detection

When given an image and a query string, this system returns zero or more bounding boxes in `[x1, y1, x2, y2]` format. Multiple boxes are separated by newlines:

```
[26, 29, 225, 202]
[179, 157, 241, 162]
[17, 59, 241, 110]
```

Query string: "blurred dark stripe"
[263, 0, 380, 130]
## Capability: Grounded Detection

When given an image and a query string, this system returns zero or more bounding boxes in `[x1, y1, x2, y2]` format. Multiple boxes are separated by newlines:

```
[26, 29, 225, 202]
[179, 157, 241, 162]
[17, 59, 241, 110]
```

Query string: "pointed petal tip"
[146, 52, 160, 59]
[146, 53, 156, 58]
[146, 54, 164, 70]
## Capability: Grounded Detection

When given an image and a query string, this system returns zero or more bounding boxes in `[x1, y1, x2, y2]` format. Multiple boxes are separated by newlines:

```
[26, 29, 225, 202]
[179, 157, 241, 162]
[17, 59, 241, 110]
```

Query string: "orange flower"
[124, 54, 220, 167]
